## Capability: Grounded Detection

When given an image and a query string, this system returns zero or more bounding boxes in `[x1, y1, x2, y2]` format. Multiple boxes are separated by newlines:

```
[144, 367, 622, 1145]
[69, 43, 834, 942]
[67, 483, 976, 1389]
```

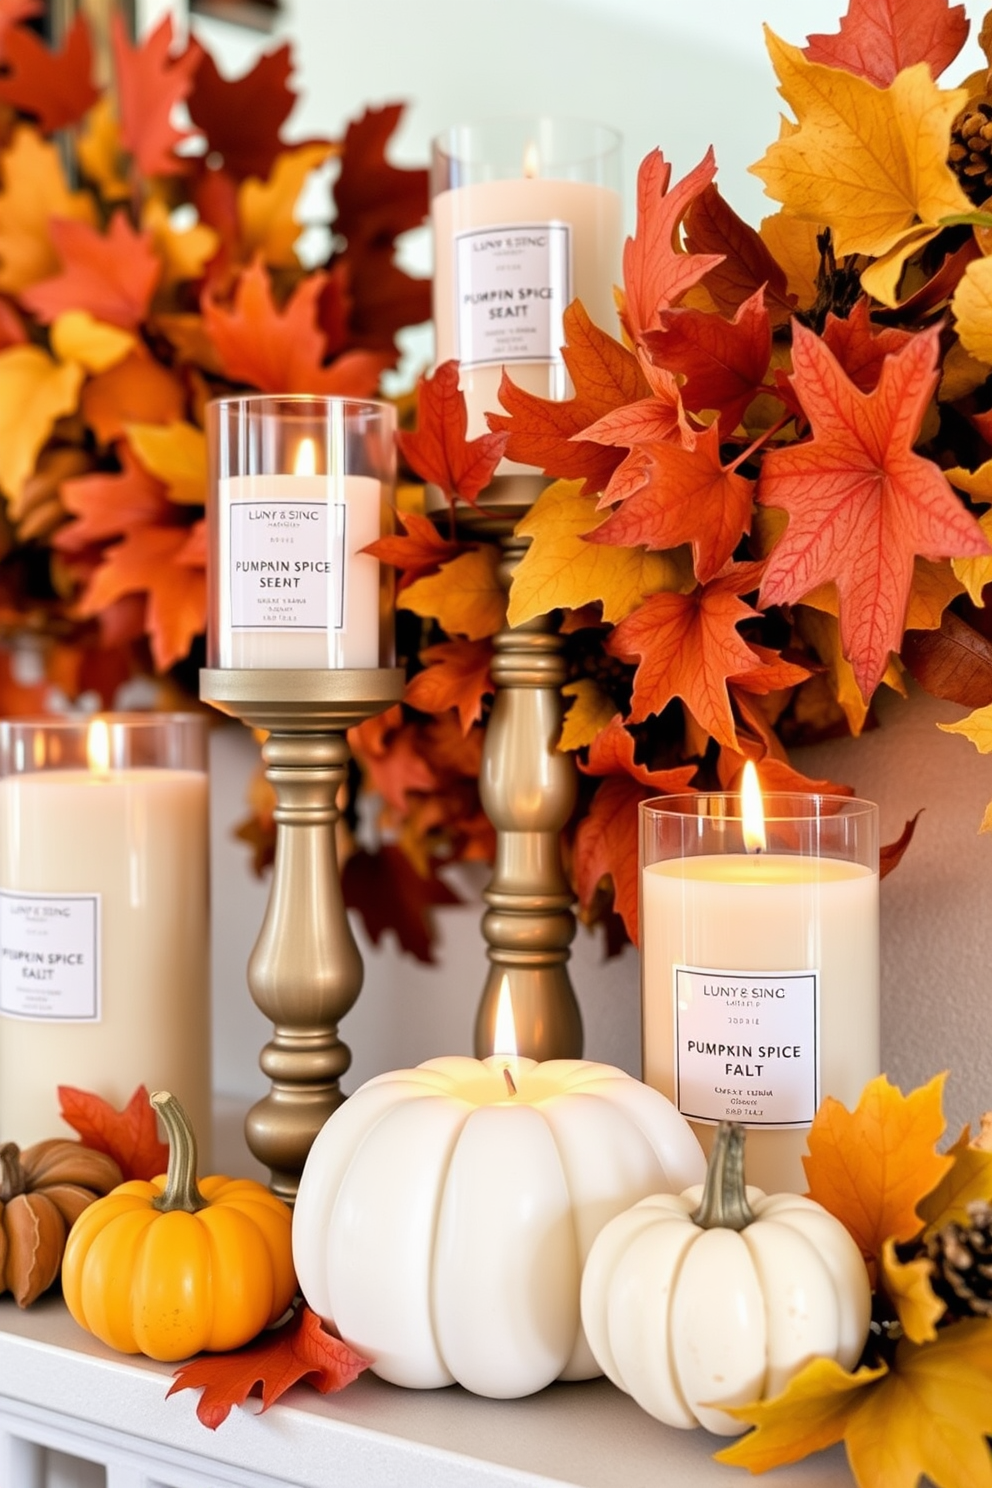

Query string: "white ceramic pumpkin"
[293, 1055, 705, 1398]
[580, 1122, 872, 1434]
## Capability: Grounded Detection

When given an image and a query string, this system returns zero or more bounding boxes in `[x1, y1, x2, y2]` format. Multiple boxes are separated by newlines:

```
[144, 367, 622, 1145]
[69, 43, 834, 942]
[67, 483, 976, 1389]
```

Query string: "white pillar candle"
[0, 718, 210, 1150]
[640, 772, 879, 1193]
[432, 121, 622, 459]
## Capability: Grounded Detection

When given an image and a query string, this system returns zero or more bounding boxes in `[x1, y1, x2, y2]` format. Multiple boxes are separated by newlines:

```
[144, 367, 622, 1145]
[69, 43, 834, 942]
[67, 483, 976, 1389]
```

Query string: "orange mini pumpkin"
[61, 1091, 296, 1361]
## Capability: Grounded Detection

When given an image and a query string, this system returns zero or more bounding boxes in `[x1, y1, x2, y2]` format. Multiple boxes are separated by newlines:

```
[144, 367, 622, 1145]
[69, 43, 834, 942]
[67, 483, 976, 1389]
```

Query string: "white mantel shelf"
[0, 1297, 855, 1488]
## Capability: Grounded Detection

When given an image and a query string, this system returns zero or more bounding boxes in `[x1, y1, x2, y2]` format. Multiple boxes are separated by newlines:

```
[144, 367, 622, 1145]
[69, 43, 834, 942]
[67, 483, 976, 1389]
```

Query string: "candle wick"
[503, 1066, 517, 1096]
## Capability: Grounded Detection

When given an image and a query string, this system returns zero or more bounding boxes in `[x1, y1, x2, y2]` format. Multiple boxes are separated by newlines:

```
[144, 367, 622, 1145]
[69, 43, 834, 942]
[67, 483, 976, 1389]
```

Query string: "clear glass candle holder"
[639, 791, 880, 1193]
[431, 117, 622, 447]
[0, 713, 210, 1150]
[206, 394, 396, 671]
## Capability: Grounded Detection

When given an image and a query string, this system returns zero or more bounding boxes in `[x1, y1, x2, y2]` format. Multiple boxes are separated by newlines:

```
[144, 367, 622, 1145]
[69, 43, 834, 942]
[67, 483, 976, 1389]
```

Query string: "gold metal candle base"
[200, 667, 404, 1201]
[472, 534, 583, 1061]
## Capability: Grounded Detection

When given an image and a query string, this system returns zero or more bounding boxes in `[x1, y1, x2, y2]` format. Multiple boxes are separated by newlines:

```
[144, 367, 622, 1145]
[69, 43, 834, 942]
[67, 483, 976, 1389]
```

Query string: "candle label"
[0, 889, 101, 1022]
[673, 965, 819, 1128]
[229, 500, 346, 631]
[454, 221, 571, 369]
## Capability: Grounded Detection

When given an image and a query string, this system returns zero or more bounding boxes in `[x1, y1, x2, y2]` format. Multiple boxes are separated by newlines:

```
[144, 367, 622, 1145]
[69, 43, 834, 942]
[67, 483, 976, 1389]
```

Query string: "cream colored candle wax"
[0, 721, 209, 1148]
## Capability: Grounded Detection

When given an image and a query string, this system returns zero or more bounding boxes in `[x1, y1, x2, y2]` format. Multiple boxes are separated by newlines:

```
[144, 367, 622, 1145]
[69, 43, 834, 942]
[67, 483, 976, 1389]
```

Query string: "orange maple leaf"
[363, 510, 464, 591]
[202, 258, 388, 396]
[168, 1303, 368, 1430]
[683, 182, 795, 326]
[758, 323, 990, 699]
[55, 445, 173, 551]
[186, 44, 294, 182]
[803, 1072, 953, 1274]
[111, 13, 202, 179]
[620, 148, 723, 345]
[76, 521, 205, 673]
[641, 285, 772, 429]
[589, 423, 755, 584]
[404, 638, 493, 734]
[820, 299, 914, 393]
[397, 361, 507, 505]
[81, 351, 186, 446]
[488, 301, 650, 496]
[0, 12, 98, 133]
[607, 564, 765, 748]
[803, 0, 969, 87]
[21, 212, 161, 330]
[58, 1083, 169, 1181]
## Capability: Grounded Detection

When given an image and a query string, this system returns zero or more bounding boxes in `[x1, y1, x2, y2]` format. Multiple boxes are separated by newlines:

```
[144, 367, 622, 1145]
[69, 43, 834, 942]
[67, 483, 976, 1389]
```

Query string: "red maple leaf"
[0, 2, 41, 63]
[580, 712, 698, 790]
[76, 522, 206, 673]
[112, 13, 203, 178]
[578, 381, 688, 452]
[55, 446, 173, 552]
[202, 259, 389, 396]
[58, 1083, 169, 1181]
[758, 322, 990, 697]
[342, 845, 461, 964]
[404, 638, 493, 734]
[589, 423, 755, 584]
[21, 212, 161, 329]
[642, 286, 772, 429]
[821, 299, 914, 394]
[348, 714, 437, 812]
[683, 183, 795, 326]
[363, 511, 464, 591]
[397, 361, 507, 505]
[607, 564, 765, 748]
[186, 44, 295, 182]
[168, 1303, 369, 1430]
[0, 13, 98, 132]
[804, 0, 969, 86]
[488, 302, 650, 496]
[620, 148, 723, 345]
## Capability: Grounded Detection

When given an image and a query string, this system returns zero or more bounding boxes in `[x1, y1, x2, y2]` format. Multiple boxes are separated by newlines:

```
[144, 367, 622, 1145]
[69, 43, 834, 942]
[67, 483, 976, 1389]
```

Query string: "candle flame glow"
[492, 974, 518, 1060]
[523, 142, 539, 179]
[294, 437, 317, 477]
[87, 718, 110, 774]
[741, 760, 766, 854]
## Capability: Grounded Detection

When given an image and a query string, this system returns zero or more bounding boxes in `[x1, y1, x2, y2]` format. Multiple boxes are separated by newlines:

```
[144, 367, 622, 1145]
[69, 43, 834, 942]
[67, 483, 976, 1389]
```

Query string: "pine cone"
[949, 101, 992, 205]
[924, 1200, 992, 1318]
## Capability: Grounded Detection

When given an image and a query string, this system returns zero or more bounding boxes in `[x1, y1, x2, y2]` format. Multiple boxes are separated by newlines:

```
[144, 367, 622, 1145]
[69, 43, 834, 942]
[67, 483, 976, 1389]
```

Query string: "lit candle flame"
[492, 974, 518, 1061]
[522, 142, 539, 179]
[741, 760, 766, 854]
[87, 718, 110, 775]
[294, 437, 317, 477]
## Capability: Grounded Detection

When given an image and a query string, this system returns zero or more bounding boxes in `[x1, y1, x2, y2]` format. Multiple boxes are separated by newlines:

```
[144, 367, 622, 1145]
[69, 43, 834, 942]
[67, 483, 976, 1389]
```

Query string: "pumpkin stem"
[0, 1143, 25, 1202]
[690, 1121, 755, 1231]
[150, 1091, 207, 1214]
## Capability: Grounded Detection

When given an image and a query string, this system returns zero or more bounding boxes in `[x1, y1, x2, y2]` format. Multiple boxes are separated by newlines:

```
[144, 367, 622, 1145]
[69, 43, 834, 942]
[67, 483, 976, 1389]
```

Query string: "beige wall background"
[136, 0, 992, 1143]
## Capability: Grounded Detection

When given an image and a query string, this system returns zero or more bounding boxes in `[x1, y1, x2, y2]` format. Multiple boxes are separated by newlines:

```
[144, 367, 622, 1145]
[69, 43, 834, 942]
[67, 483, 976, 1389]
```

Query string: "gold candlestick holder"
[200, 667, 404, 1201]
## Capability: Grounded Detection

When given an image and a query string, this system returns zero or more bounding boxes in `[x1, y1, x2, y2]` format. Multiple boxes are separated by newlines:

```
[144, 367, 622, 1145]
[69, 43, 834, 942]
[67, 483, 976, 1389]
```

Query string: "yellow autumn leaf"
[759, 212, 821, 307]
[239, 143, 335, 269]
[952, 511, 992, 605]
[752, 34, 969, 282]
[142, 198, 219, 289]
[558, 680, 616, 751]
[51, 311, 135, 374]
[715, 1356, 887, 1474]
[918, 1126, 992, 1233]
[399, 547, 506, 640]
[508, 479, 687, 629]
[0, 127, 96, 294]
[0, 347, 83, 502]
[953, 253, 992, 365]
[903, 558, 964, 631]
[947, 460, 992, 502]
[76, 97, 129, 203]
[845, 1323, 992, 1488]
[860, 223, 944, 309]
[937, 702, 992, 752]
[880, 1237, 943, 1344]
[124, 421, 207, 507]
[938, 340, 991, 403]
[796, 585, 905, 736]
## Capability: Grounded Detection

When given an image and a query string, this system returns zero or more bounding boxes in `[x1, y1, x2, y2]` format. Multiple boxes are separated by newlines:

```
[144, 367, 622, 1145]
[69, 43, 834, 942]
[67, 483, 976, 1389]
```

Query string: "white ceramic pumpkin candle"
[293, 979, 704, 1400]
[640, 768, 879, 1194]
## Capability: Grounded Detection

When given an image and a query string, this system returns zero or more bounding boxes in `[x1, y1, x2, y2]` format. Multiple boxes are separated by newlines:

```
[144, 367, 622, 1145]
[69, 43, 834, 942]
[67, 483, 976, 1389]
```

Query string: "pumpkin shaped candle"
[293, 1022, 705, 1399]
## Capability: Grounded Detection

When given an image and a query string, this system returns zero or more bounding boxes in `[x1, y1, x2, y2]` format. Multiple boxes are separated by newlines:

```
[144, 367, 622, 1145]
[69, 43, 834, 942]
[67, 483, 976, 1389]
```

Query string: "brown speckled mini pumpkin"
[0, 1139, 122, 1307]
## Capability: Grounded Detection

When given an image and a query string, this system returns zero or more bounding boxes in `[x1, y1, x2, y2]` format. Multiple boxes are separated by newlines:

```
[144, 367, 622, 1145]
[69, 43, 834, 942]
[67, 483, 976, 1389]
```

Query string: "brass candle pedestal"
[437, 479, 584, 1061]
[200, 667, 404, 1201]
